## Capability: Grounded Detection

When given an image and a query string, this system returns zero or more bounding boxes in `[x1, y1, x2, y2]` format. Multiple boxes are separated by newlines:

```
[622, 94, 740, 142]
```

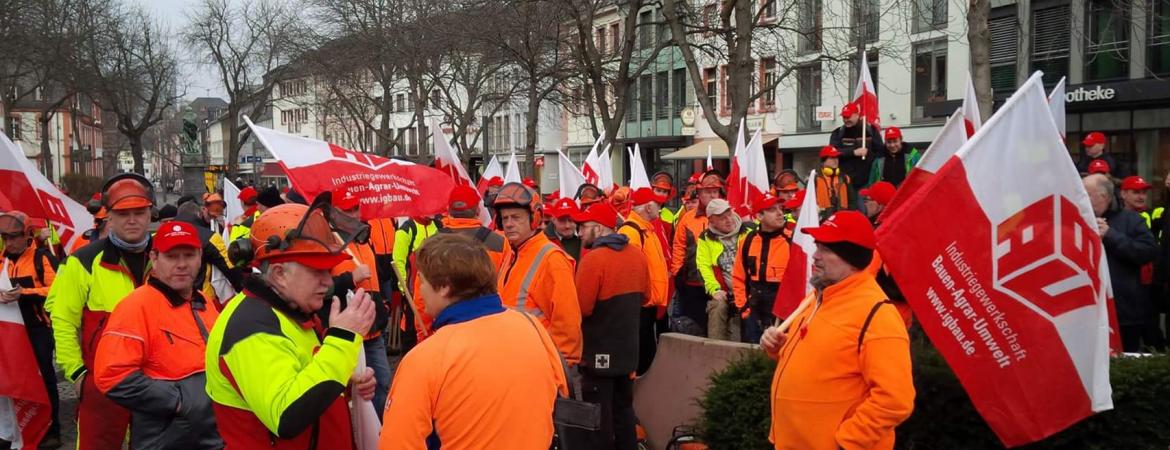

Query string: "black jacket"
[1103, 207, 1159, 326]
[1075, 153, 1130, 179]
[829, 122, 884, 190]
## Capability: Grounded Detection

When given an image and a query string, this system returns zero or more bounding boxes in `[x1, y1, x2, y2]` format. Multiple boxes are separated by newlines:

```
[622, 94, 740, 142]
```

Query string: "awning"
[663, 139, 729, 160]
[779, 124, 945, 152]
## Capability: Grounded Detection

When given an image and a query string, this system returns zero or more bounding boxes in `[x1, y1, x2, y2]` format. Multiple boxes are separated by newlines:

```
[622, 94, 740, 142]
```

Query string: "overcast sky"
[137, 0, 228, 101]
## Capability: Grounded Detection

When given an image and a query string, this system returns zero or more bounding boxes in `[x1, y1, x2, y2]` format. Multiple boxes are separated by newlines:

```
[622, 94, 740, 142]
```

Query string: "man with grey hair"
[1084, 173, 1159, 352]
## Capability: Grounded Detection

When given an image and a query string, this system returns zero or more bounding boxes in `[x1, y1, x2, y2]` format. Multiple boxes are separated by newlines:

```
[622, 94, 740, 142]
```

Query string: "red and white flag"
[245, 118, 454, 220]
[879, 110, 968, 222]
[853, 52, 879, 129]
[0, 131, 92, 250]
[773, 170, 819, 319]
[581, 136, 604, 187]
[557, 149, 587, 198]
[599, 146, 615, 193]
[962, 77, 983, 137]
[476, 155, 504, 194]
[0, 260, 51, 449]
[875, 72, 1113, 447]
[503, 151, 522, 185]
[727, 124, 769, 218]
[431, 121, 472, 187]
[705, 145, 714, 171]
[628, 144, 651, 190]
[1048, 77, 1067, 140]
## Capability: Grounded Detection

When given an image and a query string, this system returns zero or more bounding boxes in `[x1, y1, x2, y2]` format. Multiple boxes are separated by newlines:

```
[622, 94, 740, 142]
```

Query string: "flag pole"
[861, 113, 867, 161]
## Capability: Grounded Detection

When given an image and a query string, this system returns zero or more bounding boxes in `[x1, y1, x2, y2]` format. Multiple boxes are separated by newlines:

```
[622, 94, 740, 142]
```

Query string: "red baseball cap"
[783, 190, 806, 210]
[572, 201, 619, 229]
[448, 185, 482, 212]
[884, 127, 902, 141]
[753, 193, 782, 214]
[1082, 131, 1106, 147]
[1121, 176, 1152, 191]
[238, 186, 258, 202]
[153, 222, 202, 253]
[803, 210, 876, 249]
[486, 176, 504, 188]
[1087, 159, 1111, 175]
[859, 181, 897, 206]
[545, 197, 579, 219]
[841, 103, 859, 118]
[333, 187, 360, 211]
[522, 177, 539, 190]
[631, 187, 667, 206]
[819, 145, 842, 159]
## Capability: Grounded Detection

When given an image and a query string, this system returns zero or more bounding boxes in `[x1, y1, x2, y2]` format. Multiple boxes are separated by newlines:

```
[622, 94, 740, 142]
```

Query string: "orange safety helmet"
[492, 182, 542, 230]
[249, 201, 350, 270]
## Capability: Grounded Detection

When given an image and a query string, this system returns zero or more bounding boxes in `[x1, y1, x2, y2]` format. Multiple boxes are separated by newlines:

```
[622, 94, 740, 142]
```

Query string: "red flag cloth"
[0, 296, 51, 449]
[0, 132, 93, 249]
[246, 119, 454, 220]
[875, 73, 1112, 447]
[773, 171, 820, 318]
[878, 109, 968, 224]
[852, 52, 880, 130]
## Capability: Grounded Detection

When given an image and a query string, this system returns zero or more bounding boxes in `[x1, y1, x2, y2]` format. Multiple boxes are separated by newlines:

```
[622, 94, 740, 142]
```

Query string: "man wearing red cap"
[1087, 158, 1112, 176]
[760, 210, 914, 450]
[732, 193, 791, 343]
[652, 171, 681, 225]
[829, 103, 884, 190]
[860, 181, 897, 224]
[201, 192, 228, 233]
[813, 145, 855, 213]
[620, 187, 671, 373]
[93, 221, 223, 449]
[544, 197, 583, 260]
[867, 127, 920, 187]
[573, 202, 652, 450]
[48, 173, 159, 449]
[1118, 175, 1166, 350]
[1076, 131, 1130, 178]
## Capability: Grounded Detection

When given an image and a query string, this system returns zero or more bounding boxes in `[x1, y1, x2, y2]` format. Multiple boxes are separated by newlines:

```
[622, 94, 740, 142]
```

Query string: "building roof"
[189, 97, 228, 110]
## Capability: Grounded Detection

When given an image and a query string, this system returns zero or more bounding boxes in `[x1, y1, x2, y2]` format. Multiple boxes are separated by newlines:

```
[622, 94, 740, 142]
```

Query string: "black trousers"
[580, 374, 637, 450]
[26, 324, 60, 437]
[636, 307, 657, 376]
[674, 279, 709, 336]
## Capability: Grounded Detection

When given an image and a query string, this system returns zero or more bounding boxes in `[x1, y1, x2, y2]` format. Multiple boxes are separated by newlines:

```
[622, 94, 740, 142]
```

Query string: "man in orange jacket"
[733, 193, 791, 343]
[760, 211, 914, 450]
[494, 182, 583, 365]
[671, 171, 723, 335]
[620, 187, 670, 374]
[93, 221, 222, 449]
[381, 233, 567, 449]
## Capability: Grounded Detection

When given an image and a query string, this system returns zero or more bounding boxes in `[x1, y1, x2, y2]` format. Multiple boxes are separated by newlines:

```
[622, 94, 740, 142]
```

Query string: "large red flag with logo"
[875, 72, 1113, 447]
[0, 262, 51, 449]
[246, 119, 454, 220]
[0, 132, 92, 250]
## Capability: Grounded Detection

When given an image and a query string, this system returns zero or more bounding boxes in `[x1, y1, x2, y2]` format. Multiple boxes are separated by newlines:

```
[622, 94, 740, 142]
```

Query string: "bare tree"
[83, 6, 182, 175]
[184, 0, 298, 177]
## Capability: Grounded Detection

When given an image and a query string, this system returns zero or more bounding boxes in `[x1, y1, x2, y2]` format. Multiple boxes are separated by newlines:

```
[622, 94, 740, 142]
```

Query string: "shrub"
[698, 336, 1170, 449]
[60, 173, 104, 204]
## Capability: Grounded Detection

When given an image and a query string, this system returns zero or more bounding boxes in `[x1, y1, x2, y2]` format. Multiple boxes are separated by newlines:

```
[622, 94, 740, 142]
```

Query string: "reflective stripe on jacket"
[670, 208, 709, 284]
[497, 232, 582, 365]
[732, 228, 791, 310]
[695, 228, 749, 297]
[5, 246, 56, 327]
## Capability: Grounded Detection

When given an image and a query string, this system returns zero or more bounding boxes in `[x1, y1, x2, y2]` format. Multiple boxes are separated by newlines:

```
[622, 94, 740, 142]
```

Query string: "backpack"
[33, 247, 58, 286]
[858, 300, 893, 353]
[618, 221, 647, 247]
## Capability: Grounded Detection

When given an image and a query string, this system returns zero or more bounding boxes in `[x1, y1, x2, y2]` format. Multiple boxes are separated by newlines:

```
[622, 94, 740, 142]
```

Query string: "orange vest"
[732, 227, 791, 310]
[814, 173, 851, 211]
[670, 208, 709, 284]
[333, 241, 381, 293]
[619, 212, 669, 307]
[497, 232, 582, 365]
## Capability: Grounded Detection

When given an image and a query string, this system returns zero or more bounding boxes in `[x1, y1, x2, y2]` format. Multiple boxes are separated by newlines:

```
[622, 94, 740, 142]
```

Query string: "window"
[798, 0, 822, 53]
[704, 67, 718, 111]
[639, 11, 653, 49]
[703, 4, 718, 31]
[673, 68, 687, 114]
[627, 80, 638, 122]
[640, 75, 653, 120]
[656, 71, 669, 119]
[989, 9, 1019, 92]
[851, 0, 880, 44]
[849, 53, 879, 98]
[657, 10, 670, 44]
[797, 65, 821, 132]
[610, 23, 620, 54]
[1031, 5, 1070, 86]
[596, 26, 607, 55]
[913, 0, 948, 32]
[1151, 0, 1170, 74]
[720, 66, 730, 115]
[762, 0, 777, 19]
[762, 59, 778, 111]
[1085, 0, 1129, 81]
[395, 94, 406, 112]
[913, 41, 948, 120]
[7, 116, 21, 140]
[430, 90, 441, 109]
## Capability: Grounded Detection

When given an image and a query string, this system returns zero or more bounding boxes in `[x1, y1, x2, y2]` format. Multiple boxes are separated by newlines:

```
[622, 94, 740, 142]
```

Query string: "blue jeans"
[364, 337, 392, 421]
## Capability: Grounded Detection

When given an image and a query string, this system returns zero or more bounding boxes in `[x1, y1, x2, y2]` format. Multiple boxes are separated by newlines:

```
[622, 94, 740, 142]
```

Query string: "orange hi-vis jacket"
[5, 246, 56, 327]
[814, 173, 852, 211]
[380, 295, 567, 450]
[410, 217, 514, 337]
[93, 278, 222, 449]
[331, 240, 386, 340]
[670, 208, 708, 285]
[732, 227, 791, 311]
[767, 271, 915, 450]
[497, 232, 583, 365]
[618, 212, 668, 307]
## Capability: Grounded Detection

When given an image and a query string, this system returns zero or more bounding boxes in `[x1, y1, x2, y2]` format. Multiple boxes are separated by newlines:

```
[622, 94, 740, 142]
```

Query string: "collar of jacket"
[702, 223, 748, 241]
[820, 270, 878, 302]
[148, 277, 207, 310]
[3, 245, 32, 263]
[242, 276, 315, 325]
[588, 233, 629, 251]
[442, 217, 482, 230]
[431, 293, 506, 331]
[513, 230, 551, 252]
[99, 236, 151, 267]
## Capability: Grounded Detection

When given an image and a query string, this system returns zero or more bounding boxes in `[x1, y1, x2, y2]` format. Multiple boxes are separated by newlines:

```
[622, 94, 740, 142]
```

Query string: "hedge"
[698, 336, 1170, 449]
[60, 173, 104, 204]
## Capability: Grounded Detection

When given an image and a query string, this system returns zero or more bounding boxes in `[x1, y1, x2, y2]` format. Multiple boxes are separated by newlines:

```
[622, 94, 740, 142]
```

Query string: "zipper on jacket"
[163, 330, 175, 345]
[88, 316, 108, 352]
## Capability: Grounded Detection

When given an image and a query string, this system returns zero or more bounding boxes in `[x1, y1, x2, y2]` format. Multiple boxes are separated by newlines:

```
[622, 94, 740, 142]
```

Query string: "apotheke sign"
[1065, 86, 1115, 103]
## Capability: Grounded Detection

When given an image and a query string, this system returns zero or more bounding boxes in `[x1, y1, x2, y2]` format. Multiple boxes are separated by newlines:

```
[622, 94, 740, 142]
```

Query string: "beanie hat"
[257, 187, 285, 207]
[824, 241, 874, 270]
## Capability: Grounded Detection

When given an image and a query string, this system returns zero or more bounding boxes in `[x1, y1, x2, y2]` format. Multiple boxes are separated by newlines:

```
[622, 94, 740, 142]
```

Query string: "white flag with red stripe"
[727, 127, 768, 218]
[706, 145, 714, 171]
[853, 52, 879, 129]
[245, 118, 454, 220]
[875, 72, 1113, 446]
[1048, 77, 1067, 140]
[629, 144, 651, 190]
[580, 136, 604, 187]
[773, 170, 819, 318]
[558, 149, 587, 198]
[879, 110, 969, 222]
[962, 77, 983, 137]
[0, 260, 51, 449]
[431, 121, 472, 186]
[599, 146, 615, 193]
[0, 132, 92, 250]
[476, 156, 504, 194]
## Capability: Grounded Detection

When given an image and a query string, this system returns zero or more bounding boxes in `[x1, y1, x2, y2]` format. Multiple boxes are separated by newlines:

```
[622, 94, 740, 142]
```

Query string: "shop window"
[1084, 0, 1130, 81]
[989, 8, 1018, 92]
[796, 64, 821, 132]
[1031, 5, 1070, 86]
[913, 0, 948, 32]
[798, 0, 822, 53]
[913, 41, 947, 121]
[1150, 0, 1170, 75]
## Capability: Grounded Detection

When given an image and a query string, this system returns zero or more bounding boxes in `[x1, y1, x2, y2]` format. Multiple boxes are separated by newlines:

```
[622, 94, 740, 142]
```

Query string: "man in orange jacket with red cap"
[760, 210, 914, 450]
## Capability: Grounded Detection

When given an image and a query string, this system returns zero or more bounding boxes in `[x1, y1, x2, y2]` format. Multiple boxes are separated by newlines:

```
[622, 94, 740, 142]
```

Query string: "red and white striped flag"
[476, 155, 504, 194]
[773, 170, 819, 319]
[853, 52, 879, 129]
[0, 260, 51, 449]
[581, 136, 604, 187]
[0, 131, 92, 250]
[726, 126, 769, 218]
[431, 121, 491, 224]
[705, 145, 714, 171]
[1048, 77, 1067, 140]
[962, 77, 983, 137]
[879, 110, 969, 222]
